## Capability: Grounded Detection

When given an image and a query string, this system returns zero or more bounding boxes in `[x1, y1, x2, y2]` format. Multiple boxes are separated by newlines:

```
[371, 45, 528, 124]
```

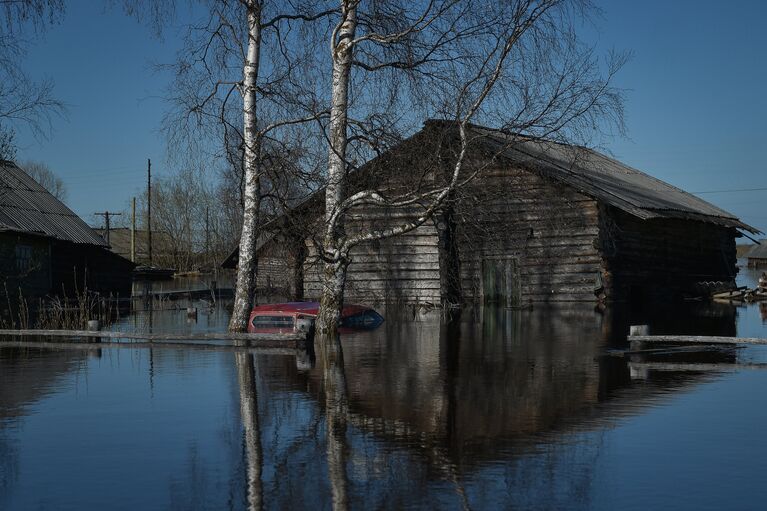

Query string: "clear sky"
[13, 0, 767, 235]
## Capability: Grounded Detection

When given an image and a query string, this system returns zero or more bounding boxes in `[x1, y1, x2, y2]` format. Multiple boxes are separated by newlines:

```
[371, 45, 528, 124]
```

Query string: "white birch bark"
[317, 0, 357, 337]
[230, 0, 263, 332]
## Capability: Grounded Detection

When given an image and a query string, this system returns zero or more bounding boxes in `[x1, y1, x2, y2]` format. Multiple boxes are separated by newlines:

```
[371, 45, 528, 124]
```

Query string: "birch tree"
[155, 0, 334, 331]
[314, 0, 625, 336]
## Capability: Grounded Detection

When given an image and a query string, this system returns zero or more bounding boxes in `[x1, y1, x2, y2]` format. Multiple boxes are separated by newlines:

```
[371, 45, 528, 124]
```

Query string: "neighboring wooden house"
[1, 160, 135, 298]
[226, 121, 758, 306]
[93, 227, 175, 264]
[746, 241, 767, 268]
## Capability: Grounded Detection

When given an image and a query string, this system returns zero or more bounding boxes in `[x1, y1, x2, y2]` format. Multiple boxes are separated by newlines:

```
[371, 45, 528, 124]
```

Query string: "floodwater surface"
[1, 265, 766, 510]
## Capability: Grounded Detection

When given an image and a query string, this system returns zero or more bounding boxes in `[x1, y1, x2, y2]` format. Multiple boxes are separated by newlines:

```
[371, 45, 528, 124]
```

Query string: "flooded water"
[1, 265, 766, 510]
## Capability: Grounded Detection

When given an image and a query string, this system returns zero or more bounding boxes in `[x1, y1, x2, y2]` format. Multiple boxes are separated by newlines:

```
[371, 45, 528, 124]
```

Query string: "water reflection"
[0, 294, 765, 509]
[303, 304, 732, 470]
[236, 351, 263, 511]
[317, 336, 350, 511]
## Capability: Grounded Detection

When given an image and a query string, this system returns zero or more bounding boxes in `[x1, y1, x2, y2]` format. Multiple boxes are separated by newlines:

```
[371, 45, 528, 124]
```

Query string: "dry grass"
[1, 283, 121, 330]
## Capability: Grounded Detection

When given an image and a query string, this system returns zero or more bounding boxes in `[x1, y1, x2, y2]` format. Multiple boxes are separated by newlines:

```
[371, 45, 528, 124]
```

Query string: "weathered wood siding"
[256, 237, 303, 297]
[455, 166, 603, 304]
[254, 161, 739, 306]
[599, 207, 737, 302]
[302, 207, 442, 304]
[0, 232, 51, 297]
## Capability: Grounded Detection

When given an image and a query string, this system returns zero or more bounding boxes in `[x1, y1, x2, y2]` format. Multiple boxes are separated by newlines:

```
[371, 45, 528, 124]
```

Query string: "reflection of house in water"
[0, 347, 92, 494]
[334, 307, 731, 461]
[0, 348, 90, 422]
[262, 304, 737, 476]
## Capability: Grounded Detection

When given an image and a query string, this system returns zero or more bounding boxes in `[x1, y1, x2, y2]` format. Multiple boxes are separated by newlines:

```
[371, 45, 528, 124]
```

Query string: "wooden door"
[482, 257, 520, 307]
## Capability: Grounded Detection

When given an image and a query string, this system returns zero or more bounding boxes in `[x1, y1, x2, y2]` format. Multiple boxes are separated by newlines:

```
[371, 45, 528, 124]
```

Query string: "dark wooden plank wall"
[257, 239, 302, 296]
[302, 207, 442, 304]
[600, 207, 737, 302]
[50, 242, 134, 297]
[254, 163, 739, 306]
[0, 232, 51, 297]
[455, 166, 603, 304]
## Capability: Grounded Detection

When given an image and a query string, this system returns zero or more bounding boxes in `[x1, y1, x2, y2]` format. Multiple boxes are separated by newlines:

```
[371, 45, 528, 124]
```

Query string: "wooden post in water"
[629, 324, 650, 351]
[147, 158, 152, 266]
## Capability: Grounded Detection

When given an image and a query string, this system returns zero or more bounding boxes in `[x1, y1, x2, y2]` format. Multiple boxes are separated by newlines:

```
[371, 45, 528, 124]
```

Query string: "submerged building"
[225, 121, 758, 306]
[0, 160, 135, 299]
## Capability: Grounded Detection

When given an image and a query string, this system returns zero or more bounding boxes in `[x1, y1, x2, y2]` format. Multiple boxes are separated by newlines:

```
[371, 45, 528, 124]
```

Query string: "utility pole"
[94, 211, 122, 245]
[205, 205, 210, 269]
[131, 197, 136, 262]
[147, 158, 152, 266]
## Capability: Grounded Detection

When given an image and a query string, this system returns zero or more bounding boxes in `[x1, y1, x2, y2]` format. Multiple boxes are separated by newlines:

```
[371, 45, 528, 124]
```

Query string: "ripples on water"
[1, 265, 766, 510]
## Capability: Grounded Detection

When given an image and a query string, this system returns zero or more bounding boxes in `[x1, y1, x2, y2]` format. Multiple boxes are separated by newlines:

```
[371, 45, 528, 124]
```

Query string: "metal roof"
[0, 160, 108, 247]
[467, 124, 760, 233]
[746, 241, 767, 259]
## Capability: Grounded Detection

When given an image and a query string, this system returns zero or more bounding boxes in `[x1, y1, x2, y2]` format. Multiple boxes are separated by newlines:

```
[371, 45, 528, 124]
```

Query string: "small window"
[15, 245, 32, 273]
[251, 315, 295, 329]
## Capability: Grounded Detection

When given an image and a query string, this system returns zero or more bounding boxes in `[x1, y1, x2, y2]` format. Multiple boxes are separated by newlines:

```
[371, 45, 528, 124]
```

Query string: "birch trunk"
[230, 0, 263, 332]
[317, 1, 357, 337]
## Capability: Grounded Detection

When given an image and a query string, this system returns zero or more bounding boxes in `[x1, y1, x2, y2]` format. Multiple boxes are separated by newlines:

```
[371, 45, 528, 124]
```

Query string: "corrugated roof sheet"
[468, 124, 759, 233]
[0, 160, 108, 246]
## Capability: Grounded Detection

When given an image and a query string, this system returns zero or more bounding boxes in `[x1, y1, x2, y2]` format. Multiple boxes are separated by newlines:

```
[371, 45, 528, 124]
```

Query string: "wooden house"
[0, 160, 135, 299]
[228, 121, 758, 306]
[746, 241, 767, 268]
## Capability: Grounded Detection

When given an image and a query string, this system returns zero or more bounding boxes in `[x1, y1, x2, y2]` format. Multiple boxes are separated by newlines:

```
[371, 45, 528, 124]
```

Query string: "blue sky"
[13, 0, 767, 234]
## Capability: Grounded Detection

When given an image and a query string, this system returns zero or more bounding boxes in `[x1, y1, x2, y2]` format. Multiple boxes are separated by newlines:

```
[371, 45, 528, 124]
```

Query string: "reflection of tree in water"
[317, 335, 350, 511]
[165, 350, 264, 511]
[236, 351, 263, 511]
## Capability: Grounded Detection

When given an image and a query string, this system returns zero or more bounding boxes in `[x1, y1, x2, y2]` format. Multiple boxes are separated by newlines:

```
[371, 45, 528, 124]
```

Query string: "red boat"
[247, 301, 384, 334]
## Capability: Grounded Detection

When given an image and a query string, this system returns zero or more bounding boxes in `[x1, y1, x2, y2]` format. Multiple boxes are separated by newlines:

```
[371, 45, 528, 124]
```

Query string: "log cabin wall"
[299, 129, 449, 305]
[302, 206, 442, 304]
[250, 124, 746, 306]
[599, 206, 737, 303]
[256, 238, 300, 297]
[455, 165, 603, 305]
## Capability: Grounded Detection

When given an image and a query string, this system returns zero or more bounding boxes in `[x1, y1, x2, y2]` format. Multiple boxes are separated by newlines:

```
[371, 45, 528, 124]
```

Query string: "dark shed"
[1, 160, 135, 298]
[231, 122, 759, 305]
